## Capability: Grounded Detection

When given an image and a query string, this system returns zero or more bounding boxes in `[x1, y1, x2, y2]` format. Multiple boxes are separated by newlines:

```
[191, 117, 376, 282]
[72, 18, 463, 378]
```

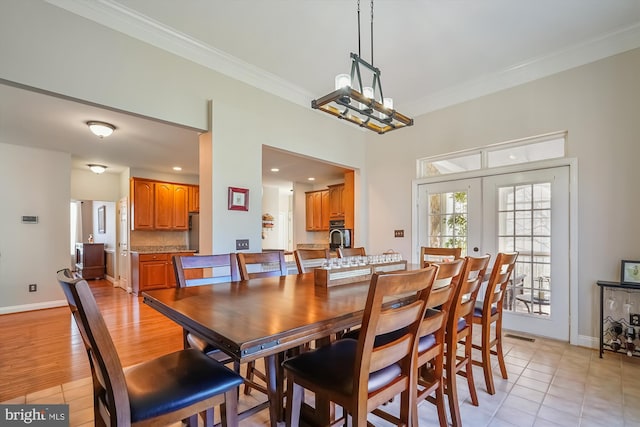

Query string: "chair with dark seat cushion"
[337, 247, 366, 258]
[294, 248, 330, 273]
[444, 254, 491, 427]
[56, 269, 243, 427]
[236, 251, 289, 396]
[414, 259, 464, 427]
[282, 266, 438, 427]
[173, 253, 239, 363]
[419, 247, 463, 265]
[472, 251, 518, 395]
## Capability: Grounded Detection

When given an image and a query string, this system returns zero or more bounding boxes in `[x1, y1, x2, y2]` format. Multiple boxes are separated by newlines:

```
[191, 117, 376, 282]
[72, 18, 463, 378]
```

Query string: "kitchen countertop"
[129, 246, 197, 254]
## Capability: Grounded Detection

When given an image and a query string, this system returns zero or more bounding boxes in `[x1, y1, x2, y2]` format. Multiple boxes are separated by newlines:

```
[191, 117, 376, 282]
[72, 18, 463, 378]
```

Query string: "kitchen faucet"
[330, 228, 344, 248]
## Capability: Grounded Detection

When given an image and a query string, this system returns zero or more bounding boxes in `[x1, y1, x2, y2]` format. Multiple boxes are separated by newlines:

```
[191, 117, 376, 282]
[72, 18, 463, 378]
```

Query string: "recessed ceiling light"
[308, 177, 315, 181]
[271, 168, 280, 172]
[173, 166, 182, 171]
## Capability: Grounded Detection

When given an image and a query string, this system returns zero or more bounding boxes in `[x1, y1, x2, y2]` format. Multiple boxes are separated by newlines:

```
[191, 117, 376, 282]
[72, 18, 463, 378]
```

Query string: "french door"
[417, 166, 570, 341]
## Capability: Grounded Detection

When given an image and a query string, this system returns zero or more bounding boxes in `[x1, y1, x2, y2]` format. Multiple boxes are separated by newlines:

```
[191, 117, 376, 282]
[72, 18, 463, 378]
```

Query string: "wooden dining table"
[142, 268, 418, 426]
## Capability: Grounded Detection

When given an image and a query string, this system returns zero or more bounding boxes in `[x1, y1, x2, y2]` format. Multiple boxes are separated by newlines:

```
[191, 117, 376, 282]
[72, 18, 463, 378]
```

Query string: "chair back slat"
[174, 253, 239, 288]
[237, 251, 288, 280]
[337, 247, 366, 258]
[482, 252, 519, 312]
[56, 269, 131, 425]
[419, 247, 462, 266]
[457, 255, 492, 318]
[294, 248, 330, 273]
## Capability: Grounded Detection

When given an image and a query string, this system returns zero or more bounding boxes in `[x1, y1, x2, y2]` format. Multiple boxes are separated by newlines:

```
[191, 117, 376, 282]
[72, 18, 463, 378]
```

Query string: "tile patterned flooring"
[3, 332, 640, 426]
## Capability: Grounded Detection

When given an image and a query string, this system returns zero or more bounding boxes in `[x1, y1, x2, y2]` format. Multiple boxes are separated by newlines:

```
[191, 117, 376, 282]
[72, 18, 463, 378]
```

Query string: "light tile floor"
[3, 333, 640, 426]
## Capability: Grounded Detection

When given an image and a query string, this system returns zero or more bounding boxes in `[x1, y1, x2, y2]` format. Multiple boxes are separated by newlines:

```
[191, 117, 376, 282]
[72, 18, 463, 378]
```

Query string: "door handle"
[473, 247, 479, 252]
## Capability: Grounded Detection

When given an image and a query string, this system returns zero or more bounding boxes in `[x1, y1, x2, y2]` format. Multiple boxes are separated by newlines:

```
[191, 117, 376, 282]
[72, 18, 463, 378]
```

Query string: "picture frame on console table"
[621, 260, 640, 286]
[228, 187, 249, 211]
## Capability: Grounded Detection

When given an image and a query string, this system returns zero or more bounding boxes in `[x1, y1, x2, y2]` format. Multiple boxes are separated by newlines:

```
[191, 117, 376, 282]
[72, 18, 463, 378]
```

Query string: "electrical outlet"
[236, 239, 249, 250]
[394, 230, 404, 238]
[28, 284, 37, 292]
[631, 314, 640, 326]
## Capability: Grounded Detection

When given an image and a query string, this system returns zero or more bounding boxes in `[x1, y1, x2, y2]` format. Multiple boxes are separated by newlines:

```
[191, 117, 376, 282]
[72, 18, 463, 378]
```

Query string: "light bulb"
[334, 74, 351, 90]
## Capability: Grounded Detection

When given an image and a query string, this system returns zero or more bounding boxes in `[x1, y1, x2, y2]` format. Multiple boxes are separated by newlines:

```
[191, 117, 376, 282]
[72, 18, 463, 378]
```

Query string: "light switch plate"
[394, 230, 404, 238]
[236, 239, 249, 250]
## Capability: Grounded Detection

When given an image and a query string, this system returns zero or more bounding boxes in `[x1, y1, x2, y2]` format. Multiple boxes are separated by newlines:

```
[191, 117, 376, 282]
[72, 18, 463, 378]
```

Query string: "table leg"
[264, 353, 285, 426]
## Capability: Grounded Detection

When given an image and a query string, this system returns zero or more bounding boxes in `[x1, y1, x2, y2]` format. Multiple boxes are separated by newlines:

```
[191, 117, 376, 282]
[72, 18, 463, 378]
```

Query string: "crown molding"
[46, 0, 640, 119]
[406, 22, 640, 116]
[45, 0, 314, 108]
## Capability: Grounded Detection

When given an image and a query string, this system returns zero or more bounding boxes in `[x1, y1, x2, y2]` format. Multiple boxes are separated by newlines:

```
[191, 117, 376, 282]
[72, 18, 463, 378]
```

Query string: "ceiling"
[3, 0, 640, 185]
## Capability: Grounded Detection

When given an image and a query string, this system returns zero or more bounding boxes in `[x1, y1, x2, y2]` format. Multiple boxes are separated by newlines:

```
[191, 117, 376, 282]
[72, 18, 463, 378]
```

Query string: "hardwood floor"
[0, 279, 183, 402]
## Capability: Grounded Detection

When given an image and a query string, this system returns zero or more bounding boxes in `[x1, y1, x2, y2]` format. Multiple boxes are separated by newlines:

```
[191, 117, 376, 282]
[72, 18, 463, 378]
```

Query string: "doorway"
[417, 166, 571, 341]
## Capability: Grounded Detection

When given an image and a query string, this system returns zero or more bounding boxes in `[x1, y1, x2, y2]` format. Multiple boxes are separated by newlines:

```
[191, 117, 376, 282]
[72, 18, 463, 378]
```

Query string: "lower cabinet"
[131, 251, 198, 295]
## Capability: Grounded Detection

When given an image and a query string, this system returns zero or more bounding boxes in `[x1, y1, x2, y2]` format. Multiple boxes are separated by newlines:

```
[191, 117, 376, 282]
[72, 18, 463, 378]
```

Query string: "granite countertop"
[129, 246, 196, 254]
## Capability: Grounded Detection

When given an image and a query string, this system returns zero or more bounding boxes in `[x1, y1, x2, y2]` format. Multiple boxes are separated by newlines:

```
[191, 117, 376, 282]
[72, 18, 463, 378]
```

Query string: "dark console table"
[596, 280, 640, 358]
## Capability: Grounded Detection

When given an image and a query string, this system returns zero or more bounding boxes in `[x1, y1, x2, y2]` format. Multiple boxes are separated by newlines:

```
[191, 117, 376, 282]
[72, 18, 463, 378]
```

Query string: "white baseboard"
[0, 300, 67, 315]
[577, 334, 599, 350]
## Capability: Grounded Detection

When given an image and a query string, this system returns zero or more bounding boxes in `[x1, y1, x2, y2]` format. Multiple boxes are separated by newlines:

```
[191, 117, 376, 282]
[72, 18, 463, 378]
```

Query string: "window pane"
[487, 137, 564, 168]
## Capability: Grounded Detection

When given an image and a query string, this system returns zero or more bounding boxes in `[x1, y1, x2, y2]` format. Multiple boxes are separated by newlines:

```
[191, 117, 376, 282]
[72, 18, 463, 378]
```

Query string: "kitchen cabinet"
[305, 190, 329, 231]
[131, 251, 198, 295]
[188, 185, 200, 212]
[328, 184, 345, 219]
[131, 178, 190, 230]
[75, 243, 105, 280]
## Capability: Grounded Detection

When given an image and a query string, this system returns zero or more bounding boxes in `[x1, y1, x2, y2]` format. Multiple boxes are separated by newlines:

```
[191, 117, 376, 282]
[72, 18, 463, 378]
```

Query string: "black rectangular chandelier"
[311, 1, 413, 135]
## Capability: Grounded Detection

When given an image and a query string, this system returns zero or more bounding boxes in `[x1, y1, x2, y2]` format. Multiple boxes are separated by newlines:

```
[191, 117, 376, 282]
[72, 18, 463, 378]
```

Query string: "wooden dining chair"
[472, 252, 518, 395]
[236, 251, 289, 395]
[237, 250, 288, 280]
[444, 254, 491, 427]
[282, 266, 438, 427]
[56, 269, 243, 427]
[294, 248, 330, 273]
[414, 259, 464, 427]
[419, 247, 463, 266]
[337, 247, 366, 258]
[173, 254, 239, 363]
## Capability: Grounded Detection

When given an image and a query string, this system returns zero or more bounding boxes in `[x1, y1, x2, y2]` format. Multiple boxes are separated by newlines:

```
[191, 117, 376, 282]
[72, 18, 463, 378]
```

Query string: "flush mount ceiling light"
[86, 121, 116, 138]
[311, 0, 413, 135]
[88, 164, 107, 174]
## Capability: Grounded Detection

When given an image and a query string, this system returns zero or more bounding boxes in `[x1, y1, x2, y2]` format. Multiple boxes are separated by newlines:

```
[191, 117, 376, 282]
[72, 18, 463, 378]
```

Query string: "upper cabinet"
[328, 184, 345, 219]
[131, 178, 195, 230]
[188, 185, 199, 213]
[305, 189, 329, 231]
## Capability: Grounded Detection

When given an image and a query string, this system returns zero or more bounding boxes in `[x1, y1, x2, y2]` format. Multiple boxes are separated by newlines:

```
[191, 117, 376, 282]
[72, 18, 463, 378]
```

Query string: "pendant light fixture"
[311, 0, 413, 134]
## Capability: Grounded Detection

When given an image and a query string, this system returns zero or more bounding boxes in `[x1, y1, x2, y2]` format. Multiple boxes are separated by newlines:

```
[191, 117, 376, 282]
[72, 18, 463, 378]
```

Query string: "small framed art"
[228, 187, 249, 211]
[621, 260, 640, 285]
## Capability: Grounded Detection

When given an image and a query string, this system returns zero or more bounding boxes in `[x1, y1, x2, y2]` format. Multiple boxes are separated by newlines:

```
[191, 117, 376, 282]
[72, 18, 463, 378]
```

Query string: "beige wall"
[366, 47, 640, 343]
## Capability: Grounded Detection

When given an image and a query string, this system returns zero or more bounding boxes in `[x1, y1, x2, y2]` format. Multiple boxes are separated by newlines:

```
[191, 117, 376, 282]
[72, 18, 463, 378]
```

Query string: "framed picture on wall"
[98, 205, 106, 234]
[228, 187, 249, 211]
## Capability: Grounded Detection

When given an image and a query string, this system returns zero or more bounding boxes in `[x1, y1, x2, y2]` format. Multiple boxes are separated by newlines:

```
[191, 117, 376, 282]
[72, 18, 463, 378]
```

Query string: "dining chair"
[236, 250, 289, 395]
[282, 266, 438, 427]
[414, 259, 464, 427]
[173, 254, 239, 364]
[444, 254, 491, 427]
[294, 248, 330, 273]
[337, 247, 366, 258]
[471, 251, 518, 395]
[419, 247, 463, 265]
[237, 250, 288, 280]
[56, 269, 243, 427]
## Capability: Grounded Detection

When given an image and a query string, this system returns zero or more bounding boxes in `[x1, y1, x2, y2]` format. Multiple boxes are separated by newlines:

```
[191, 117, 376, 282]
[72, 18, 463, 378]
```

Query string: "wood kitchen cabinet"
[328, 184, 345, 219]
[131, 251, 198, 295]
[130, 178, 190, 230]
[188, 185, 200, 212]
[305, 189, 329, 231]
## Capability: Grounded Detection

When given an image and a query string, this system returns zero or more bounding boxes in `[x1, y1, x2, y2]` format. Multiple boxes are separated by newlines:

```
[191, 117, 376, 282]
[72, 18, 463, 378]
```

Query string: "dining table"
[142, 266, 419, 426]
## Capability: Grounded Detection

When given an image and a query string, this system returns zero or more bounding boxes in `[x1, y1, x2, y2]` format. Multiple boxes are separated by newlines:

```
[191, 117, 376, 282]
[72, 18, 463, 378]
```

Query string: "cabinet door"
[320, 190, 330, 230]
[305, 193, 315, 231]
[155, 182, 173, 229]
[132, 179, 154, 230]
[173, 185, 189, 230]
[188, 185, 200, 212]
[312, 191, 323, 231]
[329, 184, 344, 219]
[140, 260, 168, 291]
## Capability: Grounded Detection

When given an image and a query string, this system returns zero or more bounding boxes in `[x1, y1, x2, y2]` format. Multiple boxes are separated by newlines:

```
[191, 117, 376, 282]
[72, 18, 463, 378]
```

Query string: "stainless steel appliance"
[188, 213, 199, 252]
[329, 220, 352, 250]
